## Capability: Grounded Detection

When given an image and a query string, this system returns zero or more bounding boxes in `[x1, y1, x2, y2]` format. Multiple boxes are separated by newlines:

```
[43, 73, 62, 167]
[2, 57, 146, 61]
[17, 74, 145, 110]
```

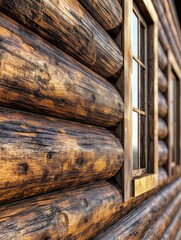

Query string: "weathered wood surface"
[94, 178, 181, 240]
[158, 41, 168, 71]
[0, 0, 123, 80]
[158, 67, 167, 93]
[153, 0, 181, 67]
[158, 141, 168, 166]
[158, 20, 169, 51]
[0, 13, 123, 127]
[78, 0, 122, 38]
[161, 208, 181, 240]
[158, 92, 168, 118]
[175, 223, 181, 240]
[0, 181, 123, 240]
[142, 192, 181, 240]
[158, 167, 168, 185]
[158, 118, 168, 139]
[0, 107, 124, 203]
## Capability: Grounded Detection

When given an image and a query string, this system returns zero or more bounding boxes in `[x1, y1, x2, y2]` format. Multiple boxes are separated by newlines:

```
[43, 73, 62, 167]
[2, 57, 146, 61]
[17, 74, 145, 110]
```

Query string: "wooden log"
[0, 0, 123, 80]
[158, 167, 168, 185]
[158, 118, 168, 139]
[158, 92, 168, 118]
[0, 181, 123, 240]
[158, 67, 167, 93]
[0, 13, 123, 128]
[78, 0, 123, 38]
[0, 107, 124, 203]
[161, 208, 181, 240]
[175, 223, 181, 240]
[153, 0, 181, 67]
[158, 20, 169, 51]
[158, 41, 168, 71]
[158, 141, 168, 166]
[94, 178, 181, 240]
[142, 193, 181, 240]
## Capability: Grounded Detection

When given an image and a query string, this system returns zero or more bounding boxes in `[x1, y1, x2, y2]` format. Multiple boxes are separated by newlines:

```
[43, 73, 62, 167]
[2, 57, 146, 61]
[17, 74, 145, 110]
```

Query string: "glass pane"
[140, 115, 146, 168]
[132, 60, 139, 108]
[133, 111, 139, 169]
[140, 67, 146, 111]
[132, 12, 138, 57]
[140, 22, 145, 63]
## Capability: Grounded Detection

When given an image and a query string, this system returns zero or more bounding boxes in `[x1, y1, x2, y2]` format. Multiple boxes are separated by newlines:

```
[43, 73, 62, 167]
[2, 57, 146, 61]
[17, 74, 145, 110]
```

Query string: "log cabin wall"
[0, 0, 180, 239]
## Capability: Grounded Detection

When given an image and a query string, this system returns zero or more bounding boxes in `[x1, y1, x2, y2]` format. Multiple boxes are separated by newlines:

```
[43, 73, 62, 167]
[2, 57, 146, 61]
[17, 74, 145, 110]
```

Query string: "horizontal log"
[153, 0, 181, 67]
[0, 181, 123, 240]
[158, 67, 167, 93]
[158, 20, 169, 51]
[78, 0, 123, 38]
[158, 118, 168, 139]
[0, 0, 123, 80]
[142, 193, 181, 240]
[158, 92, 168, 118]
[0, 107, 124, 203]
[158, 167, 168, 185]
[175, 223, 181, 240]
[161, 208, 181, 240]
[158, 141, 168, 166]
[0, 13, 123, 127]
[94, 178, 181, 240]
[158, 41, 168, 71]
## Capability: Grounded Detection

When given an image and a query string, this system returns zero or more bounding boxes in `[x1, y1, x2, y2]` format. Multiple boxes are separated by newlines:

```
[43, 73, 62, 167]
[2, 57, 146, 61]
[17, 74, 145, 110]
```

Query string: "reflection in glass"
[140, 22, 145, 63]
[133, 111, 139, 169]
[140, 115, 146, 168]
[140, 67, 145, 111]
[132, 60, 138, 108]
[132, 12, 138, 57]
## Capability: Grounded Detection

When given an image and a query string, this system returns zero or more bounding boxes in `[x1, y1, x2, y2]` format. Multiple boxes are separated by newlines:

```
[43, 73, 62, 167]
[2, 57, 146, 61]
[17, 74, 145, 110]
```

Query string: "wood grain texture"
[0, 0, 123, 80]
[158, 118, 168, 139]
[78, 0, 122, 38]
[158, 67, 167, 93]
[0, 13, 123, 127]
[158, 141, 168, 166]
[158, 20, 169, 51]
[158, 41, 168, 71]
[158, 91, 168, 118]
[0, 181, 123, 240]
[0, 107, 124, 203]
[142, 192, 181, 240]
[161, 208, 181, 240]
[94, 178, 181, 240]
[158, 167, 168, 185]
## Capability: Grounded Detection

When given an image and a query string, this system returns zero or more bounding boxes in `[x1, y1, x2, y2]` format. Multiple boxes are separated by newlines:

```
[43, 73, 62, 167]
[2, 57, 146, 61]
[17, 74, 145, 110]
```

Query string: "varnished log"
[158, 41, 168, 71]
[0, 107, 124, 203]
[0, 13, 123, 127]
[158, 67, 167, 93]
[158, 92, 168, 118]
[94, 178, 181, 240]
[161, 208, 181, 240]
[78, 0, 122, 38]
[0, 0, 123, 80]
[142, 193, 181, 240]
[158, 118, 168, 139]
[0, 181, 123, 240]
[158, 141, 168, 166]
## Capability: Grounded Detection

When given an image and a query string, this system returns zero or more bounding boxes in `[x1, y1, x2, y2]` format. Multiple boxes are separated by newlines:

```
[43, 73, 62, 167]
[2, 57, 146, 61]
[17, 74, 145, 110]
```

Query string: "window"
[168, 52, 181, 176]
[120, 0, 158, 201]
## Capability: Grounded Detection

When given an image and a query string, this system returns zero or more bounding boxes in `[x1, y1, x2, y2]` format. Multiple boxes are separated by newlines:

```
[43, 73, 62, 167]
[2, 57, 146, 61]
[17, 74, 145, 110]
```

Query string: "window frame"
[168, 51, 181, 177]
[121, 0, 158, 201]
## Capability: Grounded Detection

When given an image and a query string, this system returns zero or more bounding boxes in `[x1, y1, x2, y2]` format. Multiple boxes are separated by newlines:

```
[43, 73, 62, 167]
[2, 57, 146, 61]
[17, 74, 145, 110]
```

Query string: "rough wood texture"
[158, 141, 168, 166]
[0, 181, 123, 240]
[95, 179, 181, 240]
[142, 192, 181, 240]
[175, 223, 181, 240]
[158, 41, 168, 71]
[0, 0, 123, 80]
[78, 0, 122, 38]
[0, 107, 124, 203]
[94, 178, 181, 240]
[158, 67, 167, 93]
[0, 13, 123, 127]
[158, 92, 168, 118]
[158, 118, 168, 139]
[161, 208, 181, 240]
